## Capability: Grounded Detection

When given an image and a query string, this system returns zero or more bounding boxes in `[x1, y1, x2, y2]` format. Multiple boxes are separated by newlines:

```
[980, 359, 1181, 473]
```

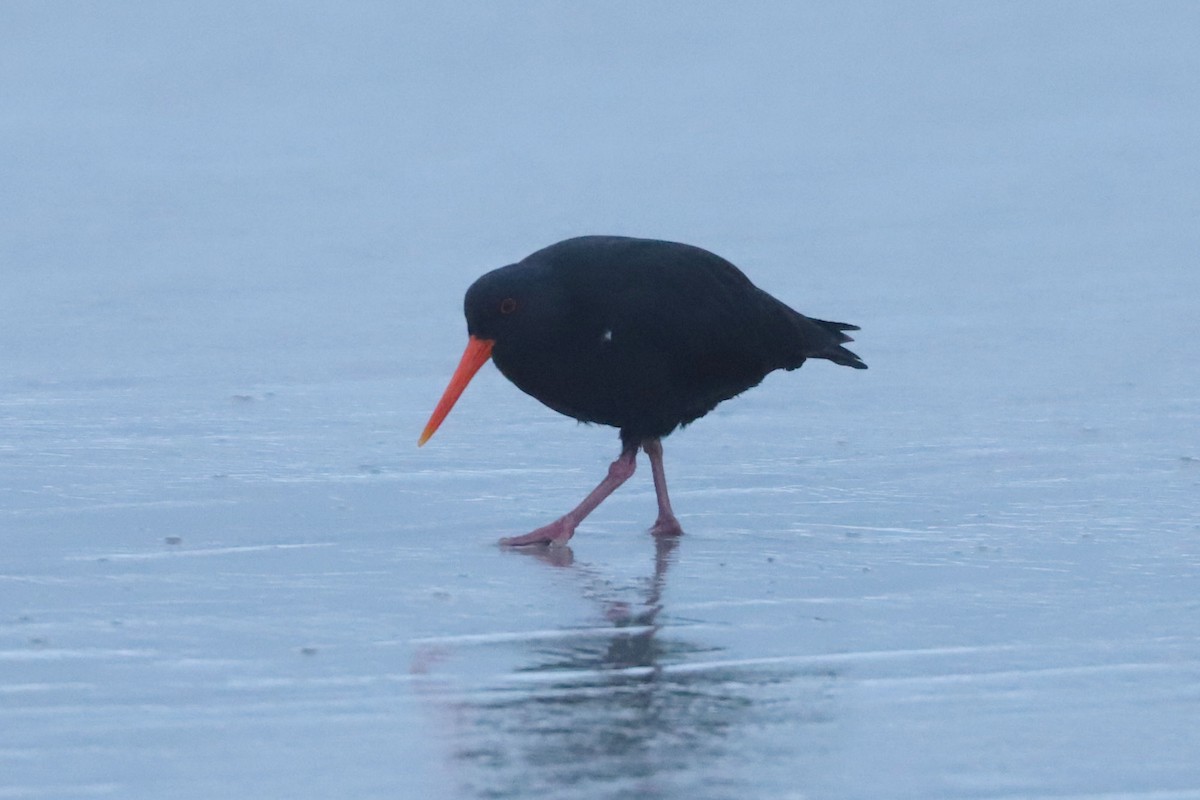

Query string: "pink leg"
[499, 448, 638, 547]
[642, 438, 683, 537]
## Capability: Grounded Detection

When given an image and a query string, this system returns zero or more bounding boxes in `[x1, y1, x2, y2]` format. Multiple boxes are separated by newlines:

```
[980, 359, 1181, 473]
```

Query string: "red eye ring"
[499, 298, 517, 314]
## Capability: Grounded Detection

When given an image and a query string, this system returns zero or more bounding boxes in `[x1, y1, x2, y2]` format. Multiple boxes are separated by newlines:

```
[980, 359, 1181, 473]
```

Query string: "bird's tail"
[810, 318, 868, 369]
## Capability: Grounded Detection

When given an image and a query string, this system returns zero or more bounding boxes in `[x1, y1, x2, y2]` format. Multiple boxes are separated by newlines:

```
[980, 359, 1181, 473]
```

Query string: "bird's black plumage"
[419, 235, 866, 545]
[463, 235, 865, 448]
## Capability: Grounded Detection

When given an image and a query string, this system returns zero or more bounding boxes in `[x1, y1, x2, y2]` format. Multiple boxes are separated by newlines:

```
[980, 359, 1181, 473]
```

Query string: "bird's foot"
[499, 516, 577, 548]
[649, 514, 684, 537]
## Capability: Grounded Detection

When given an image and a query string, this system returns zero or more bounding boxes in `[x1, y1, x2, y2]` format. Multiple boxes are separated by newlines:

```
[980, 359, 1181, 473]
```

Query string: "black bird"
[419, 236, 865, 546]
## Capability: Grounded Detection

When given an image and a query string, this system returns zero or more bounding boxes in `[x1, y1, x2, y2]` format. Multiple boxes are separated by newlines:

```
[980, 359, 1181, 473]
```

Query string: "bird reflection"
[506, 537, 688, 675]
[423, 537, 832, 800]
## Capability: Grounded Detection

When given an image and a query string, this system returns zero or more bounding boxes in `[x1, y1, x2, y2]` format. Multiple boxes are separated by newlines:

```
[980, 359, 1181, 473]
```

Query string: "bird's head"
[418, 262, 561, 446]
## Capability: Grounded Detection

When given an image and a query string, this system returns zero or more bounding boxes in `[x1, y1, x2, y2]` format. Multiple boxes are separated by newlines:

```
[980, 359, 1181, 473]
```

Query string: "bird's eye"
[499, 298, 517, 315]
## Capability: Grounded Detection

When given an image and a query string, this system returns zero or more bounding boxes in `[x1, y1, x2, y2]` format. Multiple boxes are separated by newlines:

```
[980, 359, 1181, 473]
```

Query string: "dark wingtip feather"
[828, 346, 868, 370]
[826, 321, 860, 343]
[809, 319, 866, 368]
[810, 318, 862, 345]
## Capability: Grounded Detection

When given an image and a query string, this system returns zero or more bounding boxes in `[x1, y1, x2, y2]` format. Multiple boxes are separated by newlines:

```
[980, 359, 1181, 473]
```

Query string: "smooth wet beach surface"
[4, 4, 1199, 798]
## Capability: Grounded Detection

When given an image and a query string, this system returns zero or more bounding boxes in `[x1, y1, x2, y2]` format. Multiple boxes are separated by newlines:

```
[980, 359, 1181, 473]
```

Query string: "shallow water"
[4, 3, 1200, 798]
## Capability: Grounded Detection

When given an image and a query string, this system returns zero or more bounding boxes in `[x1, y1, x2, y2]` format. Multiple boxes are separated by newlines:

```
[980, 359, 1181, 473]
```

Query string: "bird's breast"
[491, 324, 658, 428]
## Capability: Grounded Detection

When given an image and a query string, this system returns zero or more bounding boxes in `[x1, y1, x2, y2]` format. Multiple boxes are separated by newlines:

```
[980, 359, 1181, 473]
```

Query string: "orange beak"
[418, 336, 495, 446]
